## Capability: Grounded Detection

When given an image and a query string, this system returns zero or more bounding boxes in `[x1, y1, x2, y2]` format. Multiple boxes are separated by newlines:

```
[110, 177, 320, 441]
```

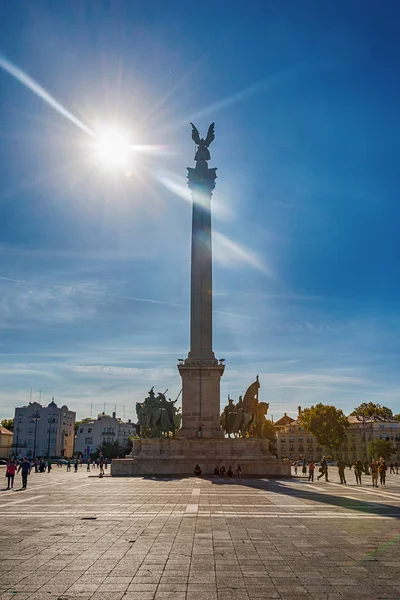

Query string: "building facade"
[74, 412, 137, 457]
[0, 426, 13, 459]
[12, 399, 76, 459]
[274, 411, 400, 463]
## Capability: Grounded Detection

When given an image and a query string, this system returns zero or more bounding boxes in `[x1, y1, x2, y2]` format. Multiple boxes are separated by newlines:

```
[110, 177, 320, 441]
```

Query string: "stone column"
[178, 129, 224, 439]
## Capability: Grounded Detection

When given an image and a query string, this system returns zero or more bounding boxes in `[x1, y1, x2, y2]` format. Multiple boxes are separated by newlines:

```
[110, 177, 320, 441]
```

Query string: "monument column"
[178, 123, 224, 438]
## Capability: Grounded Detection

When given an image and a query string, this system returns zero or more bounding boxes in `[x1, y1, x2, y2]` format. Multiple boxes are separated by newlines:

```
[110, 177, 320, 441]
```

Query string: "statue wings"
[190, 122, 215, 147]
[205, 122, 215, 146]
[190, 123, 201, 145]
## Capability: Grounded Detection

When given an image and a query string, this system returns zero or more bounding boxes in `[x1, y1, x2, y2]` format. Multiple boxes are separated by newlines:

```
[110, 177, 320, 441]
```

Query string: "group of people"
[5, 457, 31, 489]
[193, 464, 242, 478]
[4, 453, 109, 490]
[293, 456, 395, 487]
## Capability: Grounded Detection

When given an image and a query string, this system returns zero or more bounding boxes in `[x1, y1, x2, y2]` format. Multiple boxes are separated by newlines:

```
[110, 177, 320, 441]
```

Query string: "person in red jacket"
[6, 459, 17, 489]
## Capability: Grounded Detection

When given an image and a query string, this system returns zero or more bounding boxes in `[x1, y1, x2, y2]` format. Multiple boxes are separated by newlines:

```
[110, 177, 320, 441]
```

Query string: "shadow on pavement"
[209, 477, 400, 518]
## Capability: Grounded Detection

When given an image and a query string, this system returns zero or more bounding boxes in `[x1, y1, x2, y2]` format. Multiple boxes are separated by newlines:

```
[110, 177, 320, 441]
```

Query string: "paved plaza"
[1, 467, 400, 600]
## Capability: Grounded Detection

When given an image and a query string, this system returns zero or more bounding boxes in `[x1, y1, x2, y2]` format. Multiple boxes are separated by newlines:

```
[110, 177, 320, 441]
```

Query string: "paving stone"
[1, 467, 400, 600]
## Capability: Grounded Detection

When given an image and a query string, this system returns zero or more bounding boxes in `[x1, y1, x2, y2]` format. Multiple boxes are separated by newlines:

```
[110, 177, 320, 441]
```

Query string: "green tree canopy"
[298, 404, 348, 453]
[1, 418, 14, 432]
[394, 414, 400, 422]
[351, 402, 393, 420]
[91, 440, 129, 460]
[262, 419, 275, 441]
[368, 439, 396, 461]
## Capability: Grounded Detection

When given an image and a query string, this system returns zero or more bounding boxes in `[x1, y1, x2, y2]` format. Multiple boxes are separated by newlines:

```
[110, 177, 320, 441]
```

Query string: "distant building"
[273, 409, 400, 462]
[12, 399, 75, 459]
[74, 412, 137, 457]
[0, 426, 13, 459]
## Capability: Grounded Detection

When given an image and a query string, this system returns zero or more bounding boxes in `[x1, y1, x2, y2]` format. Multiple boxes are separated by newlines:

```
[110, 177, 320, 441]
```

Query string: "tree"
[298, 404, 349, 454]
[351, 402, 393, 421]
[394, 414, 400, 422]
[91, 440, 128, 460]
[368, 439, 396, 461]
[1, 418, 14, 432]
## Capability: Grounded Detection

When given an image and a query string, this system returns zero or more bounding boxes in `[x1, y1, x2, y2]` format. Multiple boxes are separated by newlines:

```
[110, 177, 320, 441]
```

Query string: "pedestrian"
[86, 460, 90, 472]
[395, 462, 399, 474]
[235, 465, 242, 478]
[194, 464, 202, 476]
[353, 459, 363, 485]
[371, 460, 378, 488]
[317, 457, 329, 482]
[34, 459, 38, 473]
[227, 465, 233, 478]
[219, 466, 226, 478]
[47, 458, 52, 473]
[104, 457, 108, 470]
[302, 459, 307, 476]
[99, 455, 105, 477]
[17, 457, 31, 489]
[213, 466, 220, 477]
[6, 459, 17, 489]
[308, 461, 315, 482]
[66, 459, 71, 471]
[92, 460, 96, 470]
[389, 462, 395, 474]
[74, 459, 78, 472]
[337, 458, 347, 484]
[378, 458, 387, 486]
[39, 459, 45, 473]
[293, 461, 298, 475]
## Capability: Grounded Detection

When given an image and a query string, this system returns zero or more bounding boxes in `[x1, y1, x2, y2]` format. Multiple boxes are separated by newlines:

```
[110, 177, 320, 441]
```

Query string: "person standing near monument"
[353, 459, 363, 485]
[17, 457, 31, 489]
[6, 459, 17, 489]
[337, 458, 346, 484]
[371, 460, 379, 488]
[308, 461, 315, 482]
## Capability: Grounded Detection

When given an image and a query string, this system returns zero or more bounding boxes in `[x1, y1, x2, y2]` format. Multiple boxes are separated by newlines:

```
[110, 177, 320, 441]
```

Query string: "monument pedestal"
[111, 438, 290, 477]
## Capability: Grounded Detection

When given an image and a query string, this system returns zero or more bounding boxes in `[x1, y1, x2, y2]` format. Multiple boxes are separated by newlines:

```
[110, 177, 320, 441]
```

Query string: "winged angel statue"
[190, 122, 215, 162]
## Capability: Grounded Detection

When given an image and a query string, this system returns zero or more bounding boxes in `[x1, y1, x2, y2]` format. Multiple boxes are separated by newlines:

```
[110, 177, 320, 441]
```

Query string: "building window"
[80, 428, 84, 434]
[88, 428, 92, 433]
[85, 437, 93, 444]
[299, 435, 303, 442]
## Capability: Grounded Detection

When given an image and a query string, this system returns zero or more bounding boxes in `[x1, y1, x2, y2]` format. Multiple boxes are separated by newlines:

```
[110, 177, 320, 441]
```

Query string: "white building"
[13, 399, 76, 458]
[74, 412, 137, 457]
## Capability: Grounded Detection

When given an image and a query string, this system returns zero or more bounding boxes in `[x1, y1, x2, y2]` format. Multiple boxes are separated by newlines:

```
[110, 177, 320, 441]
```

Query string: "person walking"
[308, 461, 315, 482]
[66, 459, 71, 472]
[235, 465, 242, 478]
[302, 459, 307, 476]
[34, 459, 38, 473]
[86, 460, 90, 472]
[293, 461, 298, 475]
[353, 459, 363, 485]
[6, 460, 17, 489]
[371, 460, 379, 488]
[104, 457, 108, 470]
[395, 462, 399, 474]
[47, 458, 52, 473]
[337, 458, 346, 484]
[74, 459, 78, 472]
[17, 457, 31, 489]
[378, 458, 387, 486]
[389, 462, 395, 474]
[317, 457, 328, 482]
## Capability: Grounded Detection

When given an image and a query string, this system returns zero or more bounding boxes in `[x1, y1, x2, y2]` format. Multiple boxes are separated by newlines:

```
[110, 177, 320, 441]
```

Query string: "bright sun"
[94, 130, 131, 170]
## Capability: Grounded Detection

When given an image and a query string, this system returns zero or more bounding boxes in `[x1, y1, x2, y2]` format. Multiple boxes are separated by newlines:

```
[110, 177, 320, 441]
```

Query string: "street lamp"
[32, 409, 41, 459]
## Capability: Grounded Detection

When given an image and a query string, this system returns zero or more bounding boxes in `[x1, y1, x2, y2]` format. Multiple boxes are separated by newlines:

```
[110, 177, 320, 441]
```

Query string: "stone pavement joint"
[0, 466, 400, 600]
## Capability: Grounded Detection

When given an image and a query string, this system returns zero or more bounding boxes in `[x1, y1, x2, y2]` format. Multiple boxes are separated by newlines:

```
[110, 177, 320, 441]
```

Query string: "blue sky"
[1, 0, 399, 421]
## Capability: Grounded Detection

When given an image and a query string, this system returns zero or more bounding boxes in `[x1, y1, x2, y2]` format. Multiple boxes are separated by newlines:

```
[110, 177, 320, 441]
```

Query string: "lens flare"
[94, 130, 131, 169]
